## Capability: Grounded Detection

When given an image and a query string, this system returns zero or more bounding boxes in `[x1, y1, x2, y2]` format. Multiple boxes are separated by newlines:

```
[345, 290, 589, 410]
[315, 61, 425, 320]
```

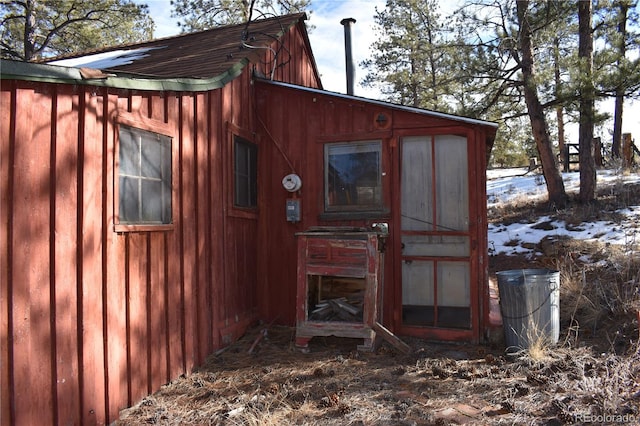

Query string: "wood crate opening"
[307, 275, 365, 322]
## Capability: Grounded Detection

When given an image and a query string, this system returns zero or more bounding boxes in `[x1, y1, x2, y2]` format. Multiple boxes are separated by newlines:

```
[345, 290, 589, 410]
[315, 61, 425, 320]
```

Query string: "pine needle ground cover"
[118, 170, 640, 425]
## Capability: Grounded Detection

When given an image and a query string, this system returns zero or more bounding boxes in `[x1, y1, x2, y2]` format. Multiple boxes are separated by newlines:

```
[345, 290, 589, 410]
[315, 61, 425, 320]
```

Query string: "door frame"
[391, 127, 483, 342]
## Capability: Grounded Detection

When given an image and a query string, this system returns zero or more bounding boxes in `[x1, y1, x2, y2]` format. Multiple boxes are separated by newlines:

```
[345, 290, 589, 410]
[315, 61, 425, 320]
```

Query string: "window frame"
[225, 122, 259, 220]
[233, 135, 258, 210]
[114, 112, 174, 233]
[323, 140, 385, 214]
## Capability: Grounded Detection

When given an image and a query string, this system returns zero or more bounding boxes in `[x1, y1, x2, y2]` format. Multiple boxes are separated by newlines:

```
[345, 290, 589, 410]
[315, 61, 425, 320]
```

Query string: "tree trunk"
[516, 0, 567, 207]
[612, 2, 629, 159]
[23, 0, 36, 61]
[553, 37, 566, 169]
[242, 0, 251, 21]
[578, 0, 596, 202]
[613, 94, 624, 158]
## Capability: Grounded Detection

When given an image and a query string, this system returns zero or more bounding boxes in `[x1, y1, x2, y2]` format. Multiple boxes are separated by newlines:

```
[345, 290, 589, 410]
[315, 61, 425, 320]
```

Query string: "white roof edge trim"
[258, 79, 499, 129]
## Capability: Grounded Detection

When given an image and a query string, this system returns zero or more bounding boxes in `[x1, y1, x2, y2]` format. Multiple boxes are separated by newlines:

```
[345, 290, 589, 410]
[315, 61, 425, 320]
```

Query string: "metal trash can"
[496, 269, 560, 351]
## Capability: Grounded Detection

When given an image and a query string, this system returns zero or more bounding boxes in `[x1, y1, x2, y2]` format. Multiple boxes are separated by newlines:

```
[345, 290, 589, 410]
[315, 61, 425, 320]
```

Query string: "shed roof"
[259, 79, 498, 129]
[46, 12, 315, 81]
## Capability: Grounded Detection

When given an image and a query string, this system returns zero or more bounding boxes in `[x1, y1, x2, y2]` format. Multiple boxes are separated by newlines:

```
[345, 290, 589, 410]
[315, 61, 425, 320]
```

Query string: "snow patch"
[49, 46, 165, 70]
[487, 169, 640, 255]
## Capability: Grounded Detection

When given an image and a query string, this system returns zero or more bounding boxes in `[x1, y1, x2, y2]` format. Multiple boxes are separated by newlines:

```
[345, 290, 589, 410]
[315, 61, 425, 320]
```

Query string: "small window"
[118, 125, 172, 224]
[325, 141, 382, 212]
[234, 136, 258, 208]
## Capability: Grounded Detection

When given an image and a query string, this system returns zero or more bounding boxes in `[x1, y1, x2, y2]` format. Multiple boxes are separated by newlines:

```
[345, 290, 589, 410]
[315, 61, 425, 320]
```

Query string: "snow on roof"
[49, 47, 166, 70]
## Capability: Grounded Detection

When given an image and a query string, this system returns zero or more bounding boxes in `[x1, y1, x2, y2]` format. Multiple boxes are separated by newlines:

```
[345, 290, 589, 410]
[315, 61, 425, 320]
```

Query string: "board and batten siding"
[254, 80, 495, 340]
[1, 21, 322, 424]
[0, 76, 256, 424]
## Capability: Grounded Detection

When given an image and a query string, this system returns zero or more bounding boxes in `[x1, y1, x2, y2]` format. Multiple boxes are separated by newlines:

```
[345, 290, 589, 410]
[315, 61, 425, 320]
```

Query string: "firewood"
[309, 297, 363, 321]
[334, 298, 360, 316]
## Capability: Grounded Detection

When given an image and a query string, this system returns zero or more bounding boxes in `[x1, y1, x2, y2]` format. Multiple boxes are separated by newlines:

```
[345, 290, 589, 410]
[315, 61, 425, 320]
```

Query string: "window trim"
[226, 122, 259, 220]
[114, 112, 174, 233]
[233, 135, 258, 209]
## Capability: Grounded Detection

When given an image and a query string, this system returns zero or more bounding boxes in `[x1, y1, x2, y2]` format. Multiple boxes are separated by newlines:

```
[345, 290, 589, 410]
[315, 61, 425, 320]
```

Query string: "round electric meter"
[282, 174, 302, 192]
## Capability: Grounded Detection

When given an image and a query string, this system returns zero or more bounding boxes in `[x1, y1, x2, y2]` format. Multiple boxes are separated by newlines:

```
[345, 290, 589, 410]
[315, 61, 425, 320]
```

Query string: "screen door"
[400, 135, 471, 329]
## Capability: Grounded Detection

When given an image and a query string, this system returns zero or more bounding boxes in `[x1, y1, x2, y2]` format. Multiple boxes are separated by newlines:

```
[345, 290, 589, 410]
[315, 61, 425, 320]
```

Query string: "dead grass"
[117, 323, 640, 425]
[533, 234, 640, 353]
[117, 176, 640, 425]
[521, 331, 555, 363]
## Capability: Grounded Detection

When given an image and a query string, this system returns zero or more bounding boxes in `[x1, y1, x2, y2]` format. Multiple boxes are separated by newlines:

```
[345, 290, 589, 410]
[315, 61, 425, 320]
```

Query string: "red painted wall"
[254, 81, 495, 342]
[0, 79, 225, 424]
[0, 19, 497, 425]
[0, 20, 321, 424]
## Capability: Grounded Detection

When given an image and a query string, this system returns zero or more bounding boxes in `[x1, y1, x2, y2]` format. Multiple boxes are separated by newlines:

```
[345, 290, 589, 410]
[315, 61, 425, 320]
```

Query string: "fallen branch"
[248, 328, 268, 354]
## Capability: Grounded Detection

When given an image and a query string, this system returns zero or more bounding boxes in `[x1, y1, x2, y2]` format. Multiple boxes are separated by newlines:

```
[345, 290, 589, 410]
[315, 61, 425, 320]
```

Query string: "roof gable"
[47, 13, 310, 80]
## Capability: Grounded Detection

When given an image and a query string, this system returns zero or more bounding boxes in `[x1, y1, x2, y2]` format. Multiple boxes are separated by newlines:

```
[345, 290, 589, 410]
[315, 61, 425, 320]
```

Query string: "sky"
[486, 168, 640, 257]
[142, 0, 387, 97]
[140, 0, 639, 143]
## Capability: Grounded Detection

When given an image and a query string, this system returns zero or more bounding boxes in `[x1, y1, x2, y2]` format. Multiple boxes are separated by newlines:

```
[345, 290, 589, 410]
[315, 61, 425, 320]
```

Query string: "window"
[325, 141, 382, 212]
[234, 136, 258, 208]
[118, 125, 172, 225]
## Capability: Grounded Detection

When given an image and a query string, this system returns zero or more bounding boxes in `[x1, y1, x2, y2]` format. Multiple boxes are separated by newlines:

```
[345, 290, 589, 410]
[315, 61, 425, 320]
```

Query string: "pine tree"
[170, 0, 312, 31]
[594, 0, 640, 158]
[514, 0, 567, 207]
[578, 0, 596, 202]
[363, 1, 568, 169]
[0, 0, 154, 61]
[361, 0, 457, 112]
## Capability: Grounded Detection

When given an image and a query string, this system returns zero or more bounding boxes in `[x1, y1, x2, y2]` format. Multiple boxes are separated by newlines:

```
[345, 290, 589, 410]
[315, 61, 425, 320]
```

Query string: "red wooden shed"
[1, 12, 496, 425]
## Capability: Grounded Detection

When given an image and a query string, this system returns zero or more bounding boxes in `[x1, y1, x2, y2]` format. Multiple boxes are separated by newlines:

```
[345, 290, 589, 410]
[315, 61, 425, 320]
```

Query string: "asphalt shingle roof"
[47, 13, 308, 79]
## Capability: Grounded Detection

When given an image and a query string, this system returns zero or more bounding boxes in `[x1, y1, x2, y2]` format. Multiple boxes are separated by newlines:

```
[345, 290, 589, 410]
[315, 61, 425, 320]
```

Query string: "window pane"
[162, 176, 172, 223]
[437, 261, 471, 329]
[119, 127, 139, 175]
[161, 137, 171, 180]
[325, 141, 381, 211]
[234, 136, 257, 208]
[248, 147, 257, 206]
[118, 125, 172, 225]
[235, 174, 250, 207]
[435, 135, 468, 231]
[119, 176, 140, 222]
[141, 180, 163, 222]
[401, 136, 433, 230]
[236, 143, 249, 175]
[141, 136, 163, 179]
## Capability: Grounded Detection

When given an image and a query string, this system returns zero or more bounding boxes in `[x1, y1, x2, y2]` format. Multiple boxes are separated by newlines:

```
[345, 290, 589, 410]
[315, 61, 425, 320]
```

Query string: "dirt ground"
[116, 264, 640, 426]
[117, 181, 640, 425]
